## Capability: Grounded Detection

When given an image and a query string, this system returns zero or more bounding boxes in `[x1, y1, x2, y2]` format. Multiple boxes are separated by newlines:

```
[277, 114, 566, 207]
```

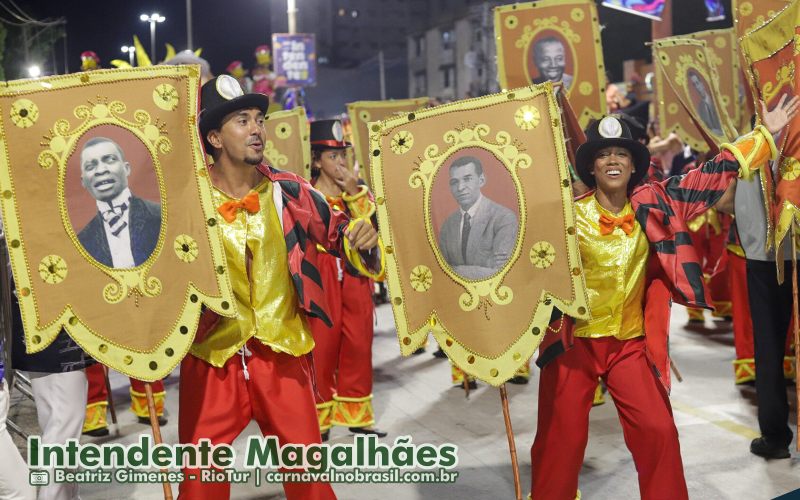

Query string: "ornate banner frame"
[687, 29, 741, 133]
[494, 0, 607, 127]
[369, 84, 590, 385]
[654, 38, 737, 151]
[263, 106, 311, 179]
[0, 66, 235, 381]
[741, 0, 800, 254]
[347, 98, 429, 187]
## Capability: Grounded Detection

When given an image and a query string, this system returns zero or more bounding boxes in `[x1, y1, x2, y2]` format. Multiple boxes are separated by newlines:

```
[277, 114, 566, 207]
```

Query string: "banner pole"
[792, 231, 799, 451]
[499, 384, 523, 500]
[103, 365, 117, 425]
[145, 382, 173, 500]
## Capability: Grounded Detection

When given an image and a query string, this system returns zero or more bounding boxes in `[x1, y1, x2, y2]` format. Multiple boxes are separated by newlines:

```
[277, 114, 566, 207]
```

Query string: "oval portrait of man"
[64, 124, 162, 269]
[685, 68, 724, 136]
[526, 31, 574, 93]
[431, 148, 520, 281]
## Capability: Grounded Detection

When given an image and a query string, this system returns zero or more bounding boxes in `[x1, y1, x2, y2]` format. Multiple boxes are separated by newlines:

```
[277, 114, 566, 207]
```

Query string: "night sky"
[18, 0, 273, 77]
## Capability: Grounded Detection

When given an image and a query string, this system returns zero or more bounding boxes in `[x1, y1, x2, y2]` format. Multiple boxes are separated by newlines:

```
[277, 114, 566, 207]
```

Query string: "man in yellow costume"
[178, 75, 381, 500]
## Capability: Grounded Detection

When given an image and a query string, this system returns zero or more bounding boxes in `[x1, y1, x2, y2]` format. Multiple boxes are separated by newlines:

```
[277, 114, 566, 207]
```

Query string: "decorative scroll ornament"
[370, 83, 589, 385]
[263, 106, 310, 179]
[0, 66, 235, 381]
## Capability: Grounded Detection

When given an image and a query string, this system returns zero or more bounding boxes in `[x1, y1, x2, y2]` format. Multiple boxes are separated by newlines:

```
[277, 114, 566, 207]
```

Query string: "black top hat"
[310, 119, 351, 149]
[199, 75, 269, 151]
[575, 116, 650, 189]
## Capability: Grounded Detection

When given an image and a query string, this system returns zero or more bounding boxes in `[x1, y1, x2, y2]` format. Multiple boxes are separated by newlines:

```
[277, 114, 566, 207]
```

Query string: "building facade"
[407, 2, 499, 101]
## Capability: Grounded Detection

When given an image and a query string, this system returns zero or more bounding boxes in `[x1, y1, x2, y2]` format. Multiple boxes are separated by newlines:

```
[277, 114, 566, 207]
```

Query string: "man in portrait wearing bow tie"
[438, 155, 518, 280]
[76, 136, 161, 268]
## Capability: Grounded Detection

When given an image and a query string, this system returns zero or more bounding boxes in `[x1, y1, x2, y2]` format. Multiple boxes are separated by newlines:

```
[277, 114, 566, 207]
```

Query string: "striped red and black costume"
[537, 129, 773, 393]
[196, 163, 372, 334]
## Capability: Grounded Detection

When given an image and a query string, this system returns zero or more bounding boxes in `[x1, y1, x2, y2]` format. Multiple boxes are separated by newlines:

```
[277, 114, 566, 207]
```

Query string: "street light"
[27, 65, 41, 78]
[140, 12, 165, 61]
[121, 45, 136, 66]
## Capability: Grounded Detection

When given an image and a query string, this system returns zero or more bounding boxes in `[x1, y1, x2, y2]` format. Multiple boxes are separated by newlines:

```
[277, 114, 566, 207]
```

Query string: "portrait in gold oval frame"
[63, 124, 164, 269]
[430, 147, 520, 281]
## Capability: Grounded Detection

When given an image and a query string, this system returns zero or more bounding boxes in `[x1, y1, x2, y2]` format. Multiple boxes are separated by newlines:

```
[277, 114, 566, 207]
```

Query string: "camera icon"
[29, 470, 49, 486]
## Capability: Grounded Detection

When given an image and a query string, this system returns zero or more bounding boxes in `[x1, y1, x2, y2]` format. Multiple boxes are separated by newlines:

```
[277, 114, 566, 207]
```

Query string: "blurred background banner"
[601, 0, 666, 21]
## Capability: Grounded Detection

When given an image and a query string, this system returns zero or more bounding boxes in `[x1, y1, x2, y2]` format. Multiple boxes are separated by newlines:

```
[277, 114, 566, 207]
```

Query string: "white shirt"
[96, 187, 135, 268]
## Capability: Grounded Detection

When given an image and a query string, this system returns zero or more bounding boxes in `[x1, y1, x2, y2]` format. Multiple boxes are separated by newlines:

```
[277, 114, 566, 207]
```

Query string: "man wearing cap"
[179, 75, 381, 499]
[529, 97, 798, 499]
[307, 119, 386, 440]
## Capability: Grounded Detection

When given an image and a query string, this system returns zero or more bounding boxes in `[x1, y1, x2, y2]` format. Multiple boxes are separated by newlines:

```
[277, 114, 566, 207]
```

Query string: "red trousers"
[729, 252, 795, 383]
[688, 217, 731, 318]
[85, 363, 165, 419]
[86, 364, 165, 405]
[308, 253, 375, 428]
[178, 339, 335, 500]
[530, 337, 687, 500]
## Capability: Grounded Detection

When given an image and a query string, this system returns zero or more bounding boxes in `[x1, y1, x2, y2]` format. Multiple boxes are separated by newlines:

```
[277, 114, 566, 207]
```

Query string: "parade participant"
[724, 223, 795, 385]
[681, 153, 733, 324]
[179, 75, 380, 499]
[727, 104, 800, 458]
[226, 60, 252, 92]
[0, 217, 35, 500]
[530, 98, 797, 499]
[82, 364, 167, 436]
[11, 289, 92, 500]
[308, 119, 386, 440]
[0, 355, 35, 500]
[163, 50, 214, 84]
[80, 51, 100, 71]
[252, 44, 276, 98]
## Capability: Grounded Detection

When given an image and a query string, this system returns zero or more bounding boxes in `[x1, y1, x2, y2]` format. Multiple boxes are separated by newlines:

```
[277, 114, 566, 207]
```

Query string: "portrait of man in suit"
[688, 70, 723, 136]
[76, 136, 161, 268]
[438, 155, 518, 280]
[531, 36, 573, 92]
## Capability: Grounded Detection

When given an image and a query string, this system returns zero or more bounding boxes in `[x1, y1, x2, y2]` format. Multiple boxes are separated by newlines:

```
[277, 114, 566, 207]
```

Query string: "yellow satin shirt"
[190, 179, 314, 366]
[573, 194, 649, 340]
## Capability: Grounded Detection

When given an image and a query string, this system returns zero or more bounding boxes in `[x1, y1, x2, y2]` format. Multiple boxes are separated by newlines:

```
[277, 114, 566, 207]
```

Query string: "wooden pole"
[145, 382, 173, 500]
[669, 357, 684, 383]
[103, 365, 117, 425]
[499, 384, 522, 500]
[792, 234, 799, 451]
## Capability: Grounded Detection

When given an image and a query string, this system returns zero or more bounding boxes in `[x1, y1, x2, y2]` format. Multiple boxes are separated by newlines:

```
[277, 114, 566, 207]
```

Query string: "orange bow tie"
[599, 212, 634, 236]
[217, 191, 260, 223]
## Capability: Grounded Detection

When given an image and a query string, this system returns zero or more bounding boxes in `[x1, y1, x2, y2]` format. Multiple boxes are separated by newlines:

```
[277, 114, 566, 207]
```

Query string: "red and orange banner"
[741, 1, 800, 253]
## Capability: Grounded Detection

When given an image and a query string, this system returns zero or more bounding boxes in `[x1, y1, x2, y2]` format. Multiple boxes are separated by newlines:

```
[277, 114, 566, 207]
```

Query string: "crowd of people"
[0, 33, 798, 500]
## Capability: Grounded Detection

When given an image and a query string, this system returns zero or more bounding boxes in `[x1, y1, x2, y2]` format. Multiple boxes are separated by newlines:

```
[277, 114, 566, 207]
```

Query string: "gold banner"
[369, 84, 590, 385]
[734, 0, 791, 38]
[654, 38, 738, 151]
[494, 0, 606, 127]
[263, 106, 311, 179]
[347, 98, 429, 187]
[687, 29, 741, 134]
[0, 66, 234, 381]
